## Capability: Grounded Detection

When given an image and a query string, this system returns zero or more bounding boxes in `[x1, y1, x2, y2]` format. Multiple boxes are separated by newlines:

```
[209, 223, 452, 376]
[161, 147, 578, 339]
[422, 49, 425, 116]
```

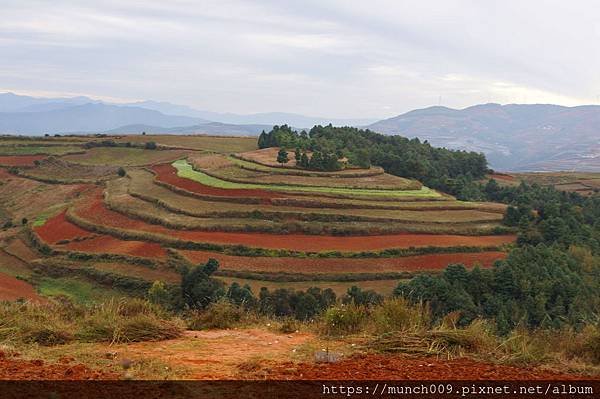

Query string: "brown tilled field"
[180, 250, 507, 273]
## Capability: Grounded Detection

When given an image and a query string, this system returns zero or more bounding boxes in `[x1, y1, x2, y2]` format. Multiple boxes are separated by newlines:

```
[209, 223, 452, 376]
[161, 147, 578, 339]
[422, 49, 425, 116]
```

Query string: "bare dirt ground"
[2, 329, 597, 381]
[108, 329, 314, 379]
[0, 350, 116, 380]
[259, 354, 595, 380]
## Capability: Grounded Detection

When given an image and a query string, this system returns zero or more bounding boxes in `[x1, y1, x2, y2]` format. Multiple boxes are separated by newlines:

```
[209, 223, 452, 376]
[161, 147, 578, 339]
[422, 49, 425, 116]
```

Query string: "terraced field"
[63, 147, 191, 166]
[0, 145, 83, 156]
[192, 154, 421, 190]
[20, 157, 118, 183]
[0, 155, 46, 166]
[0, 135, 516, 299]
[113, 134, 257, 152]
[173, 159, 439, 198]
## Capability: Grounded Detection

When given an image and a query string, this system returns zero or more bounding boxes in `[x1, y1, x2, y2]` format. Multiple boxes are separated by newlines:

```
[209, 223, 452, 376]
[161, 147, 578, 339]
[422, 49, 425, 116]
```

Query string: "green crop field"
[37, 276, 127, 304]
[174, 159, 440, 198]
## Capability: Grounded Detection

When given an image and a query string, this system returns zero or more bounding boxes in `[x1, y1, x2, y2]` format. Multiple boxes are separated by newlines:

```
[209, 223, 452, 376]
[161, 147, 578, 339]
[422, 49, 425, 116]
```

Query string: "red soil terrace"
[74, 194, 516, 252]
[60, 235, 167, 259]
[0, 168, 13, 178]
[0, 272, 45, 302]
[152, 163, 282, 201]
[180, 250, 507, 273]
[0, 155, 46, 166]
[34, 212, 167, 259]
[34, 211, 94, 244]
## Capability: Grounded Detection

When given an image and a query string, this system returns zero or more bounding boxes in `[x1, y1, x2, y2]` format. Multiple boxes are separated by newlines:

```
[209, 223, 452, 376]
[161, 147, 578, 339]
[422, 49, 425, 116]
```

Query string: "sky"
[1, 0, 599, 119]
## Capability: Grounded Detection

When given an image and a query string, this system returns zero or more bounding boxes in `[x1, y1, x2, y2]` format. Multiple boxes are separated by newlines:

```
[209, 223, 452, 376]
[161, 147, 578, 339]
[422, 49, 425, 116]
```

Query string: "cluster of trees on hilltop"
[257, 124, 488, 192]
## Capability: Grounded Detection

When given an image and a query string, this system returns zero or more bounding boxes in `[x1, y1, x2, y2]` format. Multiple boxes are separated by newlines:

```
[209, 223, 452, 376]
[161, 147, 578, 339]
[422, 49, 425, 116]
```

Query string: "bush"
[187, 301, 243, 330]
[371, 298, 430, 334]
[117, 167, 126, 177]
[566, 324, 600, 364]
[321, 303, 367, 337]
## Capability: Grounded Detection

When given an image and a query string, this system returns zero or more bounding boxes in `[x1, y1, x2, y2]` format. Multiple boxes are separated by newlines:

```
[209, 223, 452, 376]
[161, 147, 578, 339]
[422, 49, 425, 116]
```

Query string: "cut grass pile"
[173, 159, 440, 198]
[63, 147, 190, 166]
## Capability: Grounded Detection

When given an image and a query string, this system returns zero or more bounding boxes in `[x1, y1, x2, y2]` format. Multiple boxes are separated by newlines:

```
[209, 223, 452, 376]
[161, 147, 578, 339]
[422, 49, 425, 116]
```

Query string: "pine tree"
[276, 148, 289, 165]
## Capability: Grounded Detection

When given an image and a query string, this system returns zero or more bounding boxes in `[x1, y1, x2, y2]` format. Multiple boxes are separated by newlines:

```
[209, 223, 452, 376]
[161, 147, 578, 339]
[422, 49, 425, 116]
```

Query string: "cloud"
[0, 0, 598, 118]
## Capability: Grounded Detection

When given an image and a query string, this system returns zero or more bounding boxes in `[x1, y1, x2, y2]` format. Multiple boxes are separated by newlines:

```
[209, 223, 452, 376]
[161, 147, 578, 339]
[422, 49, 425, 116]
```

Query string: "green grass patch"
[174, 159, 440, 198]
[37, 276, 126, 304]
[32, 205, 65, 227]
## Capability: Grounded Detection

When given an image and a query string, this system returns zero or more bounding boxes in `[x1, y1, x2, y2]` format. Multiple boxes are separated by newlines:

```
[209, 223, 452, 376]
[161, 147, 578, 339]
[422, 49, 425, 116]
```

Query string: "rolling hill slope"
[369, 103, 600, 172]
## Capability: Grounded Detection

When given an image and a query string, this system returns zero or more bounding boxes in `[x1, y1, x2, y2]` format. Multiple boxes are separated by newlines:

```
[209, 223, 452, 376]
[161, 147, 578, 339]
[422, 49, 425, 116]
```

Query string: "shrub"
[187, 301, 243, 330]
[321, 303, 367, 337]
[117, 167, 126, 177]
[566, 324, 600, 364]
[147, 281, 171, 309]
[371, 298, 430, 334]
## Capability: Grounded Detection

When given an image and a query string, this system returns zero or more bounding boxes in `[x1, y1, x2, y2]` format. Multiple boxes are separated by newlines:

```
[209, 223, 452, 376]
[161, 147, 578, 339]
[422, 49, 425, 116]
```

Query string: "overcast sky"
[1, 0, 599, 118]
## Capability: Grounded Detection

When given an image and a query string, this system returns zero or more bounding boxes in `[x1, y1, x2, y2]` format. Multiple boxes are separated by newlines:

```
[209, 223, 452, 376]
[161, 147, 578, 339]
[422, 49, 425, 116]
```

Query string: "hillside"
[369, 103, 600, 172]
[1, 133, 599, 384]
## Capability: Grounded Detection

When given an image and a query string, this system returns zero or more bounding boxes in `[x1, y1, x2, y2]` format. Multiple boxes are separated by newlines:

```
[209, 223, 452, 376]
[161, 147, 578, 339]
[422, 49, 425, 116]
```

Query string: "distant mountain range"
[2, 92, 600, 171]
[368, 103, 600, 172]
[0, 93, 374, 136]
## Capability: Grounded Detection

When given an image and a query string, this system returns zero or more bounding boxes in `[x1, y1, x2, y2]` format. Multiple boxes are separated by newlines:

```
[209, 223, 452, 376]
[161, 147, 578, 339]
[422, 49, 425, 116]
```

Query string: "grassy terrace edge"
[173, 159, 441, 198]
[63, 207, 510, 258]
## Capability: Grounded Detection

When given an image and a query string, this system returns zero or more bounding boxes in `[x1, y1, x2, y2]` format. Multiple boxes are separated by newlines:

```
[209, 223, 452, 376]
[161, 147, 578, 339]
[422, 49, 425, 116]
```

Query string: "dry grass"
[0, 299, 184, 346]
[113, 134, 258, 153]
[63, 147, 190, 166]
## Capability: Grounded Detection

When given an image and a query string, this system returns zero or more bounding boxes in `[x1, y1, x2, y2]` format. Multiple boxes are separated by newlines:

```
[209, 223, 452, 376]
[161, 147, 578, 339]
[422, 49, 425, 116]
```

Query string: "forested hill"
[258, 124, 488, 197]
[368, 103, 600, 172]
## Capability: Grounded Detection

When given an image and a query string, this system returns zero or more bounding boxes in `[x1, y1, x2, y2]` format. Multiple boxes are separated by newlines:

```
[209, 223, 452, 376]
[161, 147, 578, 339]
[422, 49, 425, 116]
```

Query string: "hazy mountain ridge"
[2, 92, 600, 171]
[368, 103, 600, 171]
[0, 93, 373, 134]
